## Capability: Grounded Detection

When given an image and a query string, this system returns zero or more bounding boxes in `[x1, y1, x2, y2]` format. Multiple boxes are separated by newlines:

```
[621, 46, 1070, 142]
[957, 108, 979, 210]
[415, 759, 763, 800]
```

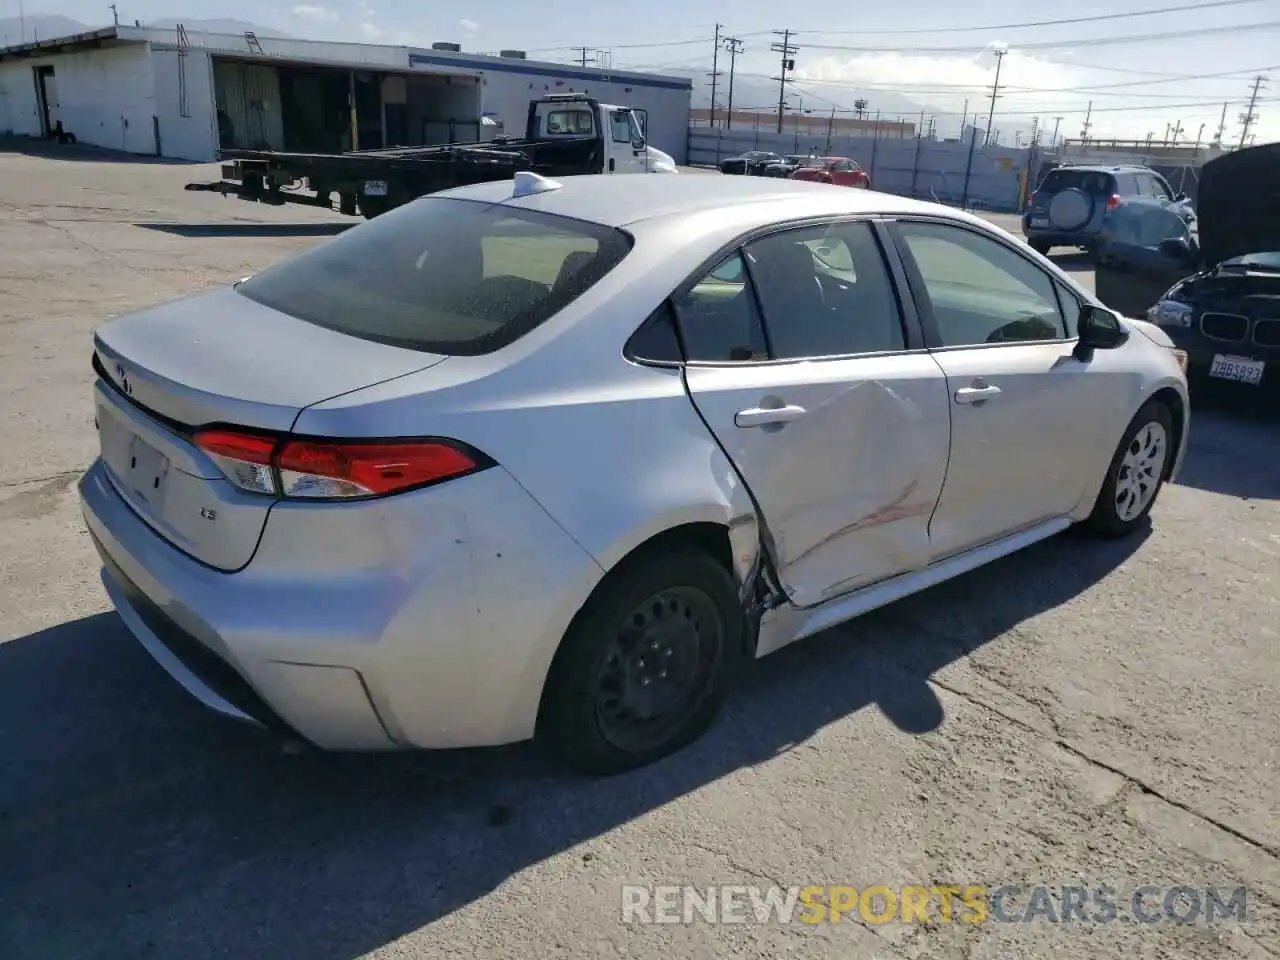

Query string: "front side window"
[1145, 173, 1174, 200]
[745, 221, 905, 358]
[672, 253, 769, 362]
[610, 110, 634, 144]
[236, 197, 632, 356]
[895, 221, 1066, 346]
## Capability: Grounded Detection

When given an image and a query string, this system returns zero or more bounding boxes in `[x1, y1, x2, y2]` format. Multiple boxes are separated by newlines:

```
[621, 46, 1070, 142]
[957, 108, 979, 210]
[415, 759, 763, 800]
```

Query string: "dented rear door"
[677, 222, 951, 610]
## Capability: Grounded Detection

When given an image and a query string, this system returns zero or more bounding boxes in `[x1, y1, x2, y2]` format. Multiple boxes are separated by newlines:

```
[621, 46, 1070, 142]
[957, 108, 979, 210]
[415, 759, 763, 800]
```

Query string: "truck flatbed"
[184, 95, 672, 218]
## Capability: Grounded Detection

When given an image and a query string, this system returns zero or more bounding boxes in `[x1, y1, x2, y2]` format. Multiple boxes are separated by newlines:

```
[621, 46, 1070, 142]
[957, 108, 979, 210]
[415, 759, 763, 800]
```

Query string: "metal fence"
[688, 126, 1041, 212]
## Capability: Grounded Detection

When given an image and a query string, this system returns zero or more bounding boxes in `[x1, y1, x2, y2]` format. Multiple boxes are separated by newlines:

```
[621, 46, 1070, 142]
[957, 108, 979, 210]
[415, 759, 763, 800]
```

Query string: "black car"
[761, 154, 818, 178]
[718, 151, 782, 176]
[1094, 142, 1280, 395]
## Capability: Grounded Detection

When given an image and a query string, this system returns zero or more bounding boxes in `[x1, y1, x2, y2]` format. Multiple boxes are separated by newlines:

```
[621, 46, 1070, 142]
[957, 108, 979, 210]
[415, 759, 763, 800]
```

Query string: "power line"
[730, 65, 1280, 99]
[798, 19, 1280, 54]
[1238, 74, 1269, 146]
[770, 29, 799, 134]
[791, 0, 1268, 35]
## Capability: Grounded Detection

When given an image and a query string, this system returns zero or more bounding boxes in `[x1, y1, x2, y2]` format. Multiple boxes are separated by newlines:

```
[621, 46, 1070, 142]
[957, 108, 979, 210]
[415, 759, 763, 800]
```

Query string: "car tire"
[1029, 239, 1052, 255]
[1084, 400, 1175, 539]
[538, 548, 743, 775]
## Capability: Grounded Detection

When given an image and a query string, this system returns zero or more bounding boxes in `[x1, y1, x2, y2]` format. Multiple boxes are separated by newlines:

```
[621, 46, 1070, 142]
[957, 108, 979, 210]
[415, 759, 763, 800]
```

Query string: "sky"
[10, 0, 1280, 143]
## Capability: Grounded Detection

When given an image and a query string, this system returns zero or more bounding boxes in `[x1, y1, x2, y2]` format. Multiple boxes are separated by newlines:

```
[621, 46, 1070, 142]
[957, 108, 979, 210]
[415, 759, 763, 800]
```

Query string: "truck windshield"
[235, 197, 633, 355]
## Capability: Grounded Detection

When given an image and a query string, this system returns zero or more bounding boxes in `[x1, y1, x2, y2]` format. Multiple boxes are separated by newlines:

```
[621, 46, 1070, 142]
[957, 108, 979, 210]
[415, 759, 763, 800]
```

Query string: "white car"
[80, 172, 1190, 774]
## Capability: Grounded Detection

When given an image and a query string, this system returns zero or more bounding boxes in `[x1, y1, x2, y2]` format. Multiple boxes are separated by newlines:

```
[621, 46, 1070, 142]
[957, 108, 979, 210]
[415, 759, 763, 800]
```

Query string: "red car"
[789, 156, 871, 188]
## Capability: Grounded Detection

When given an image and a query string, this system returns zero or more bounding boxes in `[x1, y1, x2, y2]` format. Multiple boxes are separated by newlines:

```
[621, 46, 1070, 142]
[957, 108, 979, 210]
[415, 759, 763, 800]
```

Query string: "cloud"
[459, 18, 478, 35]
[291, 4, 337, 21]
[360, 21, 384, 41]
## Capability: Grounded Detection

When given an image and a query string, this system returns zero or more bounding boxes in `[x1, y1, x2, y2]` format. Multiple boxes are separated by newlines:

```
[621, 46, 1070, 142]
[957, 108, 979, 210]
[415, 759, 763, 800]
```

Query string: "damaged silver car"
[80, 170, 1191, 775]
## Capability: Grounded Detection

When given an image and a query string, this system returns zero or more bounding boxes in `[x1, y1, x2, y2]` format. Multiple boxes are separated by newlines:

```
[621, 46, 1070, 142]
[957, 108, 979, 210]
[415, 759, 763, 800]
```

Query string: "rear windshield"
[1039, 169, 1116, 195]
[236, 197, 633, 355]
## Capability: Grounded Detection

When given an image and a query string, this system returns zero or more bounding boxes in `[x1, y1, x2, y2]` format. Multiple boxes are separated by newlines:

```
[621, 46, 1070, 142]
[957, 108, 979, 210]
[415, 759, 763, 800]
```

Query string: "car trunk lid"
[92, 285, 446, 570]
[1196, 141, 1280, 267]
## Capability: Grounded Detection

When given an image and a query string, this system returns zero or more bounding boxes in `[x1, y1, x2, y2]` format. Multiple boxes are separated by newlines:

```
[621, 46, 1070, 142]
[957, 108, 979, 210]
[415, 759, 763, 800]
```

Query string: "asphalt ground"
[1, 141, 1277, 960]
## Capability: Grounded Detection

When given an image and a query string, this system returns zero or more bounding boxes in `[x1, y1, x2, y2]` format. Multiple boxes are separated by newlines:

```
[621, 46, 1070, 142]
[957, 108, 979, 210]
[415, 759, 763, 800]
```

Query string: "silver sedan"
[79, 172, 1190, 774]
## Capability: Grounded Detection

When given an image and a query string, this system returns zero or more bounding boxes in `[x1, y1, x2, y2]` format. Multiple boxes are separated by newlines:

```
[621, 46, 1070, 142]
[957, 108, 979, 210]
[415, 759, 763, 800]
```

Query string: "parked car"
[1022, 163, 1194, 257]
[718, 150, 782, 176]
[81, 172, 1189, 775]
[789, 156, 871, 188]
[761, 154, 819, 178]
[1094, 141, 1279, 393]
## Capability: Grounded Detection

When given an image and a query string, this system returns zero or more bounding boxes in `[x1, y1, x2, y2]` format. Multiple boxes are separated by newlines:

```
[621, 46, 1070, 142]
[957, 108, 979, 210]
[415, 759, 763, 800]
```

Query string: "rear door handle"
[735, 404, 807, 427]
[954, 385, 1002, 404]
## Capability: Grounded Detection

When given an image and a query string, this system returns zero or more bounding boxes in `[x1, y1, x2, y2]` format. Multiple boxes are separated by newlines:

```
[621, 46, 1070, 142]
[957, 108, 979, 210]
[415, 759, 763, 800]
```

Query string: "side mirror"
[632, 137, 646, 152]
[1074, 304, 1129, 362]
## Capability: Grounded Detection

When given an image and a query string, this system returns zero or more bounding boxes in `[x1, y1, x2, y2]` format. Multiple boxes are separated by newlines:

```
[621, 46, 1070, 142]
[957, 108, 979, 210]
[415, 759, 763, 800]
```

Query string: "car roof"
[435, 173, 960, 229]
[1051, 164, 1152, 173]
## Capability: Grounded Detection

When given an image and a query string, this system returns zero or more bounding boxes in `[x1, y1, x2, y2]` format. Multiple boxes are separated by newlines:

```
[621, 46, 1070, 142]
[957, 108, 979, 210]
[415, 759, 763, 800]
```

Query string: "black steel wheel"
[539, 549, 742, 775]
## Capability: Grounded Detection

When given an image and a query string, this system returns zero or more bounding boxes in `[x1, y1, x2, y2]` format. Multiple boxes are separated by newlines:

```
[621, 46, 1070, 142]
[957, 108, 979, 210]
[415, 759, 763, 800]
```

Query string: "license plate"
[363, 180, 388, 196]
[123, 433, 170, 507]
[1209, 354, 1265, 385]
[1030, 217, 1050, 228]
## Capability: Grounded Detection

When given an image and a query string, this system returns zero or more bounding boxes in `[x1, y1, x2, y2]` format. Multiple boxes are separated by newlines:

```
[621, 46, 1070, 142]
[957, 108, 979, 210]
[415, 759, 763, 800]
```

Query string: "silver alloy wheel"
[1114, 421, 1168, 521]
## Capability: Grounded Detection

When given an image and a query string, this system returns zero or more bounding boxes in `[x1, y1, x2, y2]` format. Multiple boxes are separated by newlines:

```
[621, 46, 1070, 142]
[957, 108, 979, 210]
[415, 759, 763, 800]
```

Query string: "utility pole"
[1080, 100, 1093, 145]
[109, 3, 119, 26]
[770, 29, 799, 134]
[1170, 120, 1184, 146]
[983, 46, 1006, 147]
[825, 106, 836, 154]
[575, 47, 590, 68]
[1051, 116, 1063, 149]
[707, 24, 723, 129]
[722, 36, 744, 129]
[1238, 74, 1269, 147]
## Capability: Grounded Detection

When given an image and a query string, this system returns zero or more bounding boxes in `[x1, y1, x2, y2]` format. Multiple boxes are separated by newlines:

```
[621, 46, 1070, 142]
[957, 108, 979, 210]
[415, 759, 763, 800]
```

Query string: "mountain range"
[669, 67, 984, 140]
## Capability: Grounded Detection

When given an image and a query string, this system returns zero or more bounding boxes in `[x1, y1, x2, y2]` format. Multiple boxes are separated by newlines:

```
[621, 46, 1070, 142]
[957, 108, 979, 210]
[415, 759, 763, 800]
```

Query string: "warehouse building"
[0, 25, 692, 162]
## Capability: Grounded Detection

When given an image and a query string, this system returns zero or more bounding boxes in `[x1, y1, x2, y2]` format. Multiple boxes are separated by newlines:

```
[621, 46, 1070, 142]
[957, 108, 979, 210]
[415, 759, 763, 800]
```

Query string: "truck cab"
[527, 95, 676, 174]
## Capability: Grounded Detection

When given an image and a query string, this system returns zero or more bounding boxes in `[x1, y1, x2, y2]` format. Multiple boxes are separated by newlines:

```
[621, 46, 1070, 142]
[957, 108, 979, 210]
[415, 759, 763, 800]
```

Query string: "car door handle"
[735, 404, 807, 427]
[954, 385, 1002, 404]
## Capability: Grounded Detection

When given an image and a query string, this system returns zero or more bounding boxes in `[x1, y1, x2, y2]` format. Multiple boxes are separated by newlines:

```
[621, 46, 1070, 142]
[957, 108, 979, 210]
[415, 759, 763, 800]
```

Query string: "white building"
[0, 26, 692, 163]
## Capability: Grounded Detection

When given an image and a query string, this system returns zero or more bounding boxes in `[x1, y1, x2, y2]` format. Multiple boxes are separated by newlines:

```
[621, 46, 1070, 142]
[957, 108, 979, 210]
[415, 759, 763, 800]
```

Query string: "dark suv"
[1023, 164, 1192, 257]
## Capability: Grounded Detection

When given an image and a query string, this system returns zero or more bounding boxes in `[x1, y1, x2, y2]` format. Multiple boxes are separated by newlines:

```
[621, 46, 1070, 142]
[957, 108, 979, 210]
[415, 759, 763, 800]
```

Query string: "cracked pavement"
[1, 141, 1277, 960]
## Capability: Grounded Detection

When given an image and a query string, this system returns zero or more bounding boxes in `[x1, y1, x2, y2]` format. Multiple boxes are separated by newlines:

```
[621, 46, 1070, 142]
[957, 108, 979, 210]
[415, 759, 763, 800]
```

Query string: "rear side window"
[1040, 169, 1116, 196]
[673, 253, 769, 362]
[236, 197, 632, 355]
[544, 109, 595, 135]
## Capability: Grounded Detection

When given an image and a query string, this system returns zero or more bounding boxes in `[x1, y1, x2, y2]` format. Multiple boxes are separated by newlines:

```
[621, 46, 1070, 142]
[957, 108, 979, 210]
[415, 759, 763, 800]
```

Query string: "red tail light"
[1106, 193, 1121, 210]
[193, 428, 489, 500]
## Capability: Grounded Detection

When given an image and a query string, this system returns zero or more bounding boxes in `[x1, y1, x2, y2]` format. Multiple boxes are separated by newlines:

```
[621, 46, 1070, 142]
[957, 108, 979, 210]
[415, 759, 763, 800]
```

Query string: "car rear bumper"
[79, 456, 605, 751]
[1021, 222, 1099, 246]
